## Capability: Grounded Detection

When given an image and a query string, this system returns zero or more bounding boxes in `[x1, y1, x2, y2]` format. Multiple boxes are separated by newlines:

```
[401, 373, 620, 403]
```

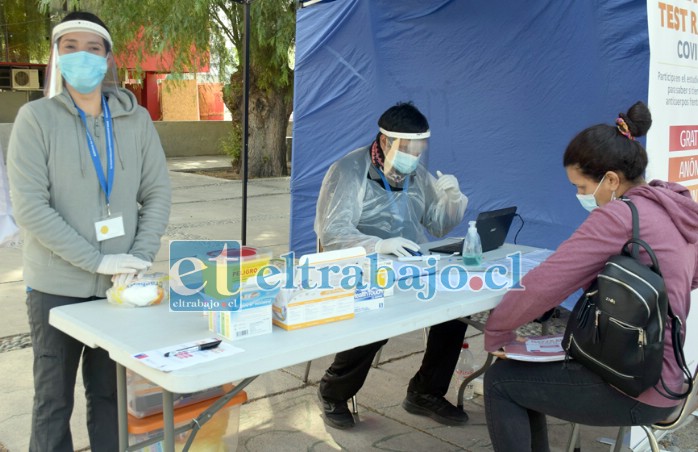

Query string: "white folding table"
[49, 243, 538, 451]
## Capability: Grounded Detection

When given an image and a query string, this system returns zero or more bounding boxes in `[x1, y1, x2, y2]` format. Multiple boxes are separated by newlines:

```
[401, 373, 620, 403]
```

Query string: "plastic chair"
[565, 364, 698, 452]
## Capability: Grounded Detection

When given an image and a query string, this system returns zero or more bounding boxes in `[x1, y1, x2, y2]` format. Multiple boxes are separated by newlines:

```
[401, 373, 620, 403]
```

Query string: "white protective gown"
[315, 146, 468, 252]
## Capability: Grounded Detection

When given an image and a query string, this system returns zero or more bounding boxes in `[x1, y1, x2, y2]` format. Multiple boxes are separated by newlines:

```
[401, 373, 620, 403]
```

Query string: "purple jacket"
[485, 180, 698, 407]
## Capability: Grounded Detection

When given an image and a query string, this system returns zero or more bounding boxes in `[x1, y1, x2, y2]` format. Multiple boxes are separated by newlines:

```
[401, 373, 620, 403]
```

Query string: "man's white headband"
[379, 127, 431, 140]
[52, 20, 113, 47]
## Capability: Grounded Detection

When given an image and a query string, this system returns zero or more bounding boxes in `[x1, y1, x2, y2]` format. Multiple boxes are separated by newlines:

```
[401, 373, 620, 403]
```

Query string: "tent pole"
[241, 0, 251, 245]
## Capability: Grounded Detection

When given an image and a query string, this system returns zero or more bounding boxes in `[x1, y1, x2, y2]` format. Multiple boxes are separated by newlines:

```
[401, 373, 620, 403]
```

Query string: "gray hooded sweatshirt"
[8, 88, 171, 298]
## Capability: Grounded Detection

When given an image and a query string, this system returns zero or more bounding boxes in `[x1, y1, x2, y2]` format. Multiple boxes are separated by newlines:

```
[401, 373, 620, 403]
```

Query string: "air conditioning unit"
[11, 69, 40, 90]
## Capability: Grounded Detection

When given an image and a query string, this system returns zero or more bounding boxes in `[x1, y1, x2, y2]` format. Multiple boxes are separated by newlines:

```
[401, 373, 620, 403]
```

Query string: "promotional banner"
[647, 0, 698, 198]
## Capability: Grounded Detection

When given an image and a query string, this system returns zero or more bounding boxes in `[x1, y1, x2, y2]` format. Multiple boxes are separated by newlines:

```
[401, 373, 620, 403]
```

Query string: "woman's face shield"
[380, 127, 430, 184]
[45, 20, 117, 98]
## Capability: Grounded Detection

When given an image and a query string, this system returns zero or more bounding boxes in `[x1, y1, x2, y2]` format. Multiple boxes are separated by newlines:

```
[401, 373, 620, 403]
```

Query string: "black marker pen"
[164, 338, 222, 357]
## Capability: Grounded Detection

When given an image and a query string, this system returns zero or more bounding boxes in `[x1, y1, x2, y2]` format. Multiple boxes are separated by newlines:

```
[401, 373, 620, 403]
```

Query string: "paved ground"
[0, 156, 695, 451]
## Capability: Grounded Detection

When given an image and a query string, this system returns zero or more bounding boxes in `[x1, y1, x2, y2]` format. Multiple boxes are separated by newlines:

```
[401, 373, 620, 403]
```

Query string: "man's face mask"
[576, 175, 606, 212]
[390, 150, 420, 174]
[58, 51, 108, 94]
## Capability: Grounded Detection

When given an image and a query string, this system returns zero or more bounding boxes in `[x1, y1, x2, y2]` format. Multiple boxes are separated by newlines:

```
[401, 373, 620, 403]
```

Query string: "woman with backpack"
[482, 101, 698, 451]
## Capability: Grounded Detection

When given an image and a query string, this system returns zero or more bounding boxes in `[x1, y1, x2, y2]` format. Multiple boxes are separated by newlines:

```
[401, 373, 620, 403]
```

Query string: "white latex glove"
[112, 272, 136, 288]
[375, 237, 421, 257]
[435, 170, 462, 201]
[97, 254, 151, 275]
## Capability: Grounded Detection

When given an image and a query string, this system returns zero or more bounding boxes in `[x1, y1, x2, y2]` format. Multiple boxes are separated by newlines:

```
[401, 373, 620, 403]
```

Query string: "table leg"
[163, 390, 175, 452]
[116, 363, 128, 452]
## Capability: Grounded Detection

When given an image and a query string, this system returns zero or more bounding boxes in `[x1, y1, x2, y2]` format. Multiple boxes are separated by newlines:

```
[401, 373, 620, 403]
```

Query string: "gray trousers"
[27, 289, 118, 452]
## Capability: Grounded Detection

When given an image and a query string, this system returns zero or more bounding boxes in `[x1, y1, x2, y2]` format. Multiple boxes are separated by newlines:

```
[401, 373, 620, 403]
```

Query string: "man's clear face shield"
[380, 127, 430, 184]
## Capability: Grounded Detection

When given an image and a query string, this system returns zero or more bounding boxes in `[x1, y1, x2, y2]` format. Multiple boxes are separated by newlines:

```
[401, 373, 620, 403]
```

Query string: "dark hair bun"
[620, 101, 652, 138]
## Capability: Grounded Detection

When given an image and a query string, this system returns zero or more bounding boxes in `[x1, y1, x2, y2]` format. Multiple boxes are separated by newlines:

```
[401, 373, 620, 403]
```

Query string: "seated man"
[315, 102, 470, 429]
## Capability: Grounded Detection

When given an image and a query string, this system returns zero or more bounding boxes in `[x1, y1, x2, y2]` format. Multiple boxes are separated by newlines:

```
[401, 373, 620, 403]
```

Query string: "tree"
[41, 0, 295, 177]
[1, 0, 51, 63]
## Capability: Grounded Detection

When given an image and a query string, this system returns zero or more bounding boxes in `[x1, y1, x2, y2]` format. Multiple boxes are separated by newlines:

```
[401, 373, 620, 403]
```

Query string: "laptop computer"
[428, 206, 518, 255]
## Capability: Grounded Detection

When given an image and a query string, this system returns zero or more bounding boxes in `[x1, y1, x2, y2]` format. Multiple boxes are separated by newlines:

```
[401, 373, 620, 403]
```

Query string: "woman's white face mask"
[576, 175, 605, 212]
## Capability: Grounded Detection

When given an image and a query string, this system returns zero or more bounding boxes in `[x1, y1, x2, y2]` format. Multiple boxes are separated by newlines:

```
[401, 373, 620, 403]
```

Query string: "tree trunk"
[247, 87, 291, 177]
[225, 71, 293, 178]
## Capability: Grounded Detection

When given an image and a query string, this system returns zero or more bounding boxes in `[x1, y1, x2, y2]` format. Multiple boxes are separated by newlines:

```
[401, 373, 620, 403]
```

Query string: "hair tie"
[616, 117, 635, 141]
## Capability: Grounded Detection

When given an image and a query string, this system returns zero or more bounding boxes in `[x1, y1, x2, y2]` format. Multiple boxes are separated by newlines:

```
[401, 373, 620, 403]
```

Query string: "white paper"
[525, 336, 563, 353]
[132, 337, 244, 372]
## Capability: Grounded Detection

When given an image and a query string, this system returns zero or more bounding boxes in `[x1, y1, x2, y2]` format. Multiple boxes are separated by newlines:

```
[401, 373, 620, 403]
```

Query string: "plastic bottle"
[462, 220, 483, 266]
[454, 342, 476, 400]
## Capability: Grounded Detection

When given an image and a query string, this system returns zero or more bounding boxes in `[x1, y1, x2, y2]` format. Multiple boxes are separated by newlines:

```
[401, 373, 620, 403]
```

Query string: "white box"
[271, 247, 366, 330]
[354, 287, 384, 313]
[209, 283, 279, 340]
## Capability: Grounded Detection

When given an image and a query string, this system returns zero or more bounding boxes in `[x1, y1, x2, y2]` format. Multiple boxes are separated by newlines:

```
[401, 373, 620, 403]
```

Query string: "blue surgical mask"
[391, 151, 420, 174]
[58, 51, 108, 94]
[576, 175, 605, 212]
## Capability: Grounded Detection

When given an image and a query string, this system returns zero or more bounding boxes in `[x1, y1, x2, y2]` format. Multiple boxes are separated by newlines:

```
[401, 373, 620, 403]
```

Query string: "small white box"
[354, 287, 384, 313]
[209, 283, 279, 340]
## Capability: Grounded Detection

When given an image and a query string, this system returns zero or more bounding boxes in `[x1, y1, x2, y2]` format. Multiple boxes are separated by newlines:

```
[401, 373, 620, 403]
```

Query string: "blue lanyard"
[375, 165, 410, 220]
[76, 96, 114, 215]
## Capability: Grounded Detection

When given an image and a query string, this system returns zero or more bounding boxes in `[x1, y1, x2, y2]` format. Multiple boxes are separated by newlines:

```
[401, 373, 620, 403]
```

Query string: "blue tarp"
[291, 0, 649, 255]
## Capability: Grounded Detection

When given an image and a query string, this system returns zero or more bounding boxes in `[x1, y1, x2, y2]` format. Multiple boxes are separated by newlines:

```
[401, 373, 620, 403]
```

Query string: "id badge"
[95, 214, 125, 241]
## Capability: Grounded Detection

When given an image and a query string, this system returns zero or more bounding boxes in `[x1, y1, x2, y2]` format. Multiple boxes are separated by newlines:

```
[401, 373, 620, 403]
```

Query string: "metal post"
[116, 363, 128, 451]
[241, 0, 251, 245]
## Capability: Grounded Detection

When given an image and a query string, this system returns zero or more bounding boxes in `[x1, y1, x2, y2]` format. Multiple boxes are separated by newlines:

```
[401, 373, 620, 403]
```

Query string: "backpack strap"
[657, 304, 694, 400]
[621, 197, 640, 259]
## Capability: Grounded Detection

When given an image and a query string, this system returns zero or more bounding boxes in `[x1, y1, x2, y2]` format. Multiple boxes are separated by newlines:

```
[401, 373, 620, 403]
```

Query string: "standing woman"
[7, 11, 171, 452]
[482, 101, 698, 451]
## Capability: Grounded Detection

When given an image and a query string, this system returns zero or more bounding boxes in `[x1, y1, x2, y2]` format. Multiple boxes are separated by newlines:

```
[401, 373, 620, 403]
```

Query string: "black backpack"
[563, 199, 692, 399]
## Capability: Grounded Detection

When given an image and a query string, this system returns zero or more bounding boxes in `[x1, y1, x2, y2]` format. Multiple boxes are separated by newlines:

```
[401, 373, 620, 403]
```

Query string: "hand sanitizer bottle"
[462, 220, 483, 266]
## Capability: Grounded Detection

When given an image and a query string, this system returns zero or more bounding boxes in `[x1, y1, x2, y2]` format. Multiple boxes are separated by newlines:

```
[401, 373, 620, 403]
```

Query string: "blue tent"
[290, 0, 649, 255]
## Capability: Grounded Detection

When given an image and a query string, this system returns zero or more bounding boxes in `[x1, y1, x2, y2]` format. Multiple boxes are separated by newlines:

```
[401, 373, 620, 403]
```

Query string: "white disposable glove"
[112, 272, 135, 288]
[375, 237, 421, 257]
[97, 254, 151, 276]
[435, 170, 463, 201]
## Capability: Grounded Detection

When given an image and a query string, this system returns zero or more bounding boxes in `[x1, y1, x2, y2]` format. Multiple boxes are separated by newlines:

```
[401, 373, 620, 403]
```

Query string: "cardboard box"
[272, 287, 355, 330]
[128, 389, 247, 451]
[209, 283, 279, 340]
[271, 247, 366, 330]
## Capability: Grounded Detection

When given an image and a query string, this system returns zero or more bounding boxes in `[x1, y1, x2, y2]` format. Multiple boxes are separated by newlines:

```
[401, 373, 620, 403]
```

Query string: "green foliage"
[1, 0, 51, 62]
[39, 0, 296, 96]
[218, 122, 242, 169]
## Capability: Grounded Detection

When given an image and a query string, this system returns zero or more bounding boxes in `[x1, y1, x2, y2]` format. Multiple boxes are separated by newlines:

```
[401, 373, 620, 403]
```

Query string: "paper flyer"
[132, 337, 244, 372]
[503, 335, 566, 362]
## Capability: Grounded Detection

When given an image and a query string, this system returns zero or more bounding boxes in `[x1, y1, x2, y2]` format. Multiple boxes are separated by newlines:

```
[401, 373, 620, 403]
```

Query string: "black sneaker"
[401, 391, 469, 426]
[317, 387, 355, 429]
